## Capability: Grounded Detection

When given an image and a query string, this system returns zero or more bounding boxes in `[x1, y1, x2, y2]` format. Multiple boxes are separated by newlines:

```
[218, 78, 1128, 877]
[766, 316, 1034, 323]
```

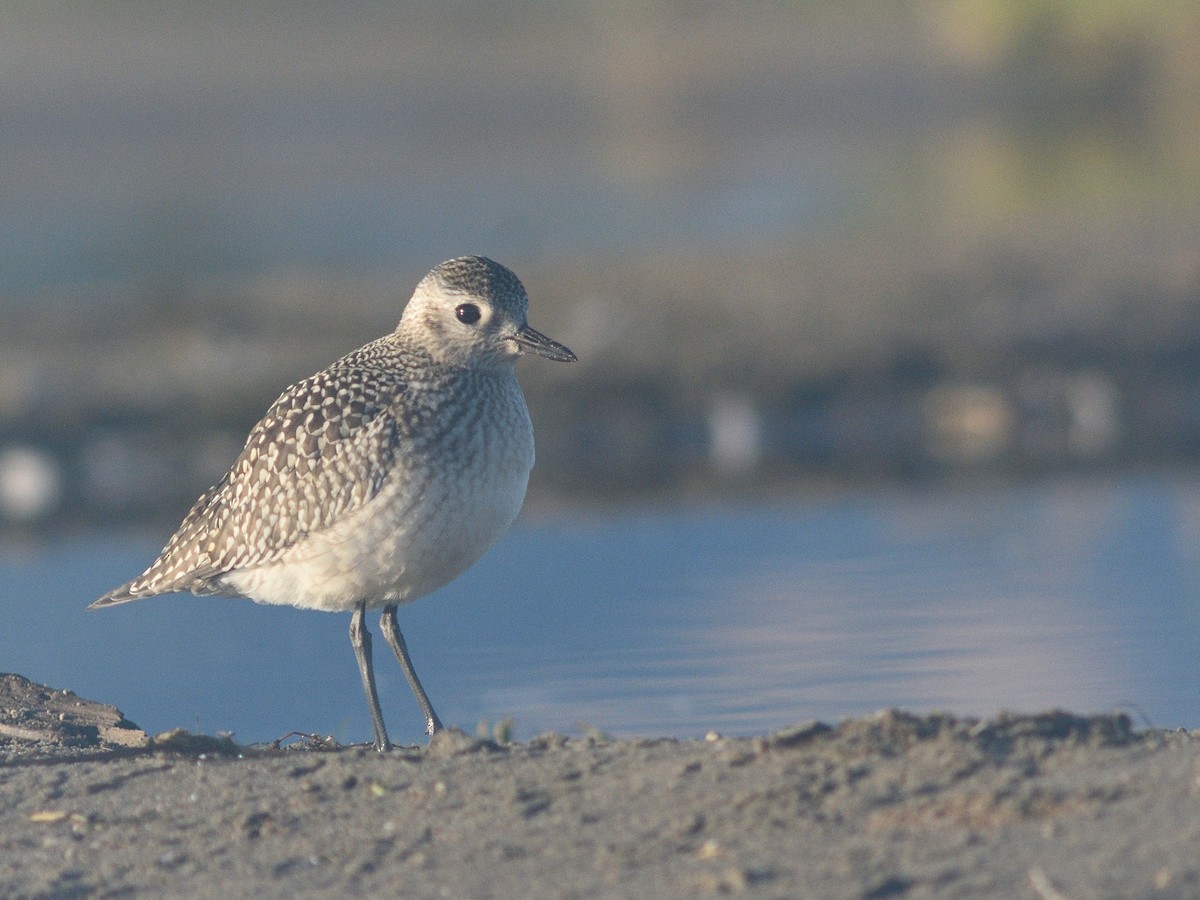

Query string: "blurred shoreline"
[3, 3, 1199, 527]
[5, 221, 1200, 530]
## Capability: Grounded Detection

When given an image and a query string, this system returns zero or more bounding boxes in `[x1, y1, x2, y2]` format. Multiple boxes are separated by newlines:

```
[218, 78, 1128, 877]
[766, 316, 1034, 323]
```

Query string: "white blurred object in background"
[0, 446, 63, 521]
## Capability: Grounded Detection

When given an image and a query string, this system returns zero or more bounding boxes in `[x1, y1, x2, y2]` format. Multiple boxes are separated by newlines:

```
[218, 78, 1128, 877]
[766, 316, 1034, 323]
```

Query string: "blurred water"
[3, 472, 1199, 746]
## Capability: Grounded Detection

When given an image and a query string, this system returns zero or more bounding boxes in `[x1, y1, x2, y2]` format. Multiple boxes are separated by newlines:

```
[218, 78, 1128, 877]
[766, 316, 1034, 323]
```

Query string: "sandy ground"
[2, 674, 1199, 899]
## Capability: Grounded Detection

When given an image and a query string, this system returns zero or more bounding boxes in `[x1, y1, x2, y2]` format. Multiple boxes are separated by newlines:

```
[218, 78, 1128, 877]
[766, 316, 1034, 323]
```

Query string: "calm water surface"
[3, 473, 1199, 746]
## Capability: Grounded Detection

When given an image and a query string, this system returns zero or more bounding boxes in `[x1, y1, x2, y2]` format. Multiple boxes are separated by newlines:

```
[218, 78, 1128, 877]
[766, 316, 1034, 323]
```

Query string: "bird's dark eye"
[455, 303, 481, 324]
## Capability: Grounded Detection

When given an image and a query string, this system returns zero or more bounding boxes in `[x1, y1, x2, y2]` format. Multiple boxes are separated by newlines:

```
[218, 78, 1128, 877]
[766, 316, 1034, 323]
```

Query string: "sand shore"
[1, 673, 1198, 898]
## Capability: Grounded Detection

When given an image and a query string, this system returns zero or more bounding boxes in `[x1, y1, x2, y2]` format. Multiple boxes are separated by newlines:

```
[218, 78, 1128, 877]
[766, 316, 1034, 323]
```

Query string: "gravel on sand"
[2, 673, 1198, 898]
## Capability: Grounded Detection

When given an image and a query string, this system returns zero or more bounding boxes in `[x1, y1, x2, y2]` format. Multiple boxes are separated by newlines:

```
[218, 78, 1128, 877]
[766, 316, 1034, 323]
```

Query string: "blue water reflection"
[3, 473, 1199, 746]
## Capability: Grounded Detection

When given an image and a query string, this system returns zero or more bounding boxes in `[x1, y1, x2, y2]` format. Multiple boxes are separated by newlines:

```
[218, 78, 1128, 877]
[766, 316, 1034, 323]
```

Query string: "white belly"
[220, 405, 534, 612]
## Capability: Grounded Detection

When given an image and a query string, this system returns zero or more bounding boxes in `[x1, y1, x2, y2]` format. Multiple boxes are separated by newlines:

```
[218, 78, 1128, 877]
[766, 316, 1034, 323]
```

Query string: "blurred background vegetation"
[2, 1, 1199, 526]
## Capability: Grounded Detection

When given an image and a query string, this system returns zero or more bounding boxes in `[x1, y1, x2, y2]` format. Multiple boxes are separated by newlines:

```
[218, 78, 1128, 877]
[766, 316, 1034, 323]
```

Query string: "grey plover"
[90, 256, 576, 750]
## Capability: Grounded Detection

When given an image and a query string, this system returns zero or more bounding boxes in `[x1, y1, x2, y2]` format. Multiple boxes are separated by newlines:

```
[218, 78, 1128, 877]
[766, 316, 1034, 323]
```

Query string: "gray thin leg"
[380, 604, 443, 736]
[349, 601, 391, 752]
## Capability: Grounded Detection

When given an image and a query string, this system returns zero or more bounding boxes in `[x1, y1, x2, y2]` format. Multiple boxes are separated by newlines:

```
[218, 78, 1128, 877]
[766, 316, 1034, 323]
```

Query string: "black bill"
[512, 325, 577, 362]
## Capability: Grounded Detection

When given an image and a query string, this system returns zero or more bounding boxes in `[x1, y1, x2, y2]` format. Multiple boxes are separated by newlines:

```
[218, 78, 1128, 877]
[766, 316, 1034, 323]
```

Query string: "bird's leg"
[380, 604, 443, 736]
[349, 601, 391, 752]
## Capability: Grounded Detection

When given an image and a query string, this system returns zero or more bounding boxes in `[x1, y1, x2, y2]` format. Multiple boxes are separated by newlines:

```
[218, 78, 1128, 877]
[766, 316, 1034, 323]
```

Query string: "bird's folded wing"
[201, 368, 403, 570]
[95, 366, 406, 602]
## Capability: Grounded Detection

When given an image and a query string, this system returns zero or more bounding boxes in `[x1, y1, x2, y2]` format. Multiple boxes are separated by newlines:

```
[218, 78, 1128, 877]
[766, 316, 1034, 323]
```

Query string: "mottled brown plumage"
[90, 256, 575, 749]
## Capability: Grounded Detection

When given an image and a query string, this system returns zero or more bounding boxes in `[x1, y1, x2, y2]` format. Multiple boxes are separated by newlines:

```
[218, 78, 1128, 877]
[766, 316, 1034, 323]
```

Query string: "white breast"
[221, 381, 535, 612]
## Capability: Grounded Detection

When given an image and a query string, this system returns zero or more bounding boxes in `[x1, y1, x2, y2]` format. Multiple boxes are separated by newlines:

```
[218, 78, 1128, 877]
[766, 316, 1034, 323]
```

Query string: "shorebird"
[90, 256, 576, 750]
